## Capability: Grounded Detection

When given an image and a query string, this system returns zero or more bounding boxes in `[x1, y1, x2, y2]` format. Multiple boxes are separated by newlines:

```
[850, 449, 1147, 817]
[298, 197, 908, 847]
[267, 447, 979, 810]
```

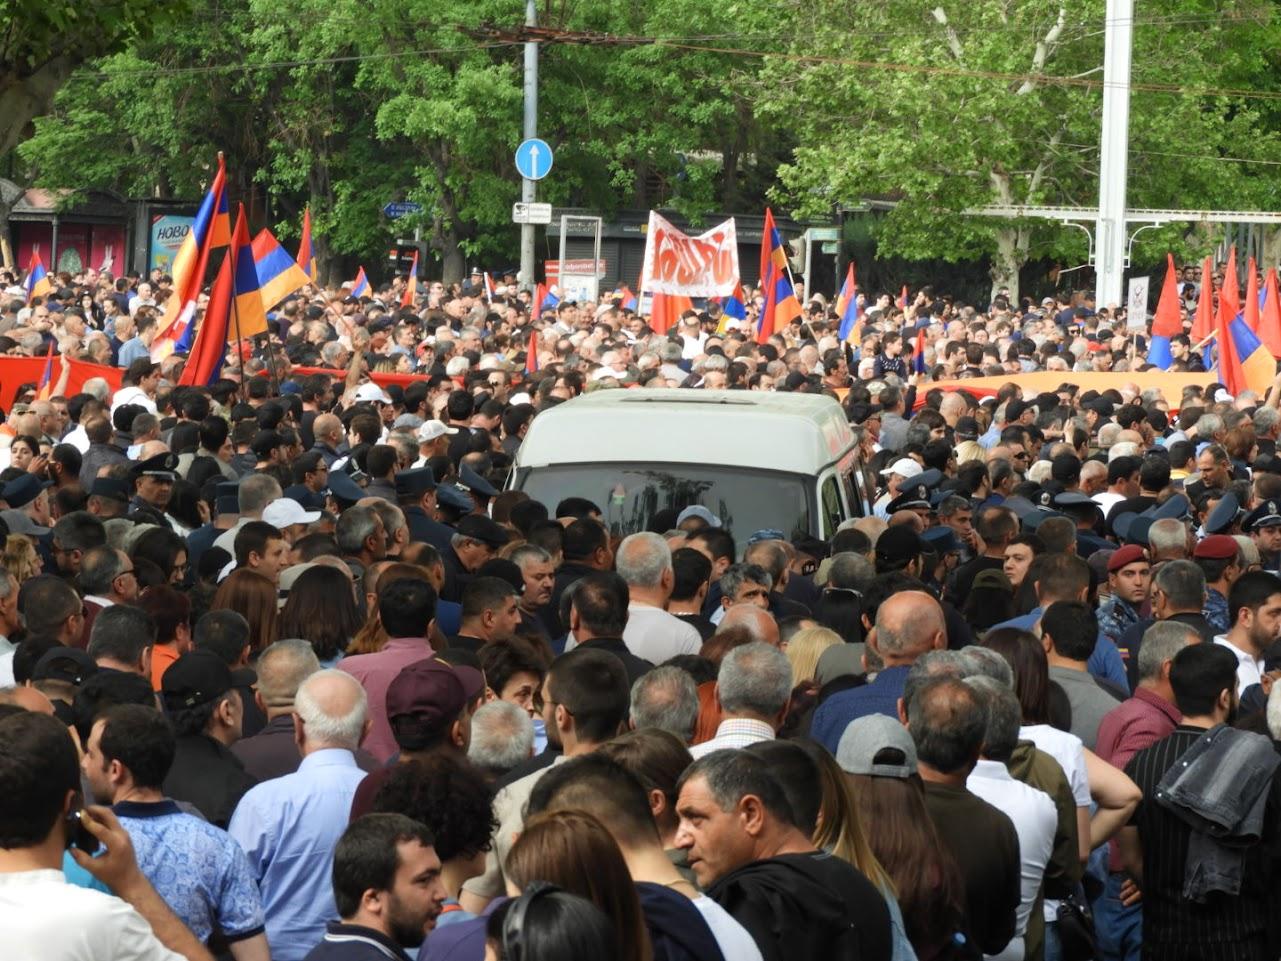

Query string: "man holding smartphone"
[0, 709, 215, 960]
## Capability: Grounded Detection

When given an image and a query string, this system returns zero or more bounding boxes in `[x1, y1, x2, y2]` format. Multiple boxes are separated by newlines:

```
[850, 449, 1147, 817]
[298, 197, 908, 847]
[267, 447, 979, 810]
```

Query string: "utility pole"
[1094, 0, 1132, 310]
[519, 0, 538, 292]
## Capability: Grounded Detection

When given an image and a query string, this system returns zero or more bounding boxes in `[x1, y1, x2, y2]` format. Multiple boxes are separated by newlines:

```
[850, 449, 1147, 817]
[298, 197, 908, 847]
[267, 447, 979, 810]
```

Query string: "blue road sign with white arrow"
[383, 201, 422, 219]
[515, 139, 553, 181]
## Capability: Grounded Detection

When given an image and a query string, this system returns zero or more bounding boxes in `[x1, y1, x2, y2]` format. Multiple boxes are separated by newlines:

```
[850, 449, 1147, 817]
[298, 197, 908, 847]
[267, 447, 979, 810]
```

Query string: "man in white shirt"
[964, 677, 1057, 961]
[615, 532, 701, 664]
[690, 642, 791, 759]
[0, 710, 214, 961]
[1212, 570, 1281, 697]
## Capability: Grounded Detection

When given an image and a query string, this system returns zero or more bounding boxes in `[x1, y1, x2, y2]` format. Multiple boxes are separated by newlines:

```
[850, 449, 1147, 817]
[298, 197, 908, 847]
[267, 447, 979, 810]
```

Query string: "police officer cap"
[395, 467, 438, 499]
[131, 451, 179, 480]
[457, 463, 498, 499]
[1244, 500, 1281, 534]
[1204, 492, 1241, 535]
[435, 484, 474, 513]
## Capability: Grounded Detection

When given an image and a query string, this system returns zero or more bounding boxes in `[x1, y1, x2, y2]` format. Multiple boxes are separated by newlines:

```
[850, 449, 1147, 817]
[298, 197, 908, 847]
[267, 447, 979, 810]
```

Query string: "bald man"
[718, 604, 781, 648]
[310, 414, 345, 467]
[228, 670, 370, 961]
[0, 685, 54, 714]
[809, 591, 946, 752]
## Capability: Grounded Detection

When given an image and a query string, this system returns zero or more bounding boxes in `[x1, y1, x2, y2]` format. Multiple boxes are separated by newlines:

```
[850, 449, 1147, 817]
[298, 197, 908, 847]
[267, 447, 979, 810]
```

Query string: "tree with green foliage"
[763, 0, 1281, 301]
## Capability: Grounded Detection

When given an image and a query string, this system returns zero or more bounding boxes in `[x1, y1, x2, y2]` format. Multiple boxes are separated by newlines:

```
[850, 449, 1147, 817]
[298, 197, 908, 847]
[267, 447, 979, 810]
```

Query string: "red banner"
[0, 356, 123, 410]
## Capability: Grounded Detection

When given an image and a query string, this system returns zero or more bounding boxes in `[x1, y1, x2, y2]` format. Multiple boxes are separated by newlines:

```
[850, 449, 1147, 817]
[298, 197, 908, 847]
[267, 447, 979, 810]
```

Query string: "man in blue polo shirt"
[81, 703, 268, 960]
[810, 590, 946, 753]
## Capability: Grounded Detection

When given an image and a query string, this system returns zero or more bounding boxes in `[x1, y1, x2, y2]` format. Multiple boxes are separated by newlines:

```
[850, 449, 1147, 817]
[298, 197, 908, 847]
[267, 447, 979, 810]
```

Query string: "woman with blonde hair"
[1, 534, 41, 584]
[210, 569, 278, 653]
[784, 625, 842, 683]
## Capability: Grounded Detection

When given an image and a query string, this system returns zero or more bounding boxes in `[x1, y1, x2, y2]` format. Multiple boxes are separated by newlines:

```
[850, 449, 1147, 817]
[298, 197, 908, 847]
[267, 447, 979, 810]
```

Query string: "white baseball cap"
[879, 458, 923, 479]
[416, 420, 458, 443]
[354, 382, 393, 404]
[262, 498, 322, 528]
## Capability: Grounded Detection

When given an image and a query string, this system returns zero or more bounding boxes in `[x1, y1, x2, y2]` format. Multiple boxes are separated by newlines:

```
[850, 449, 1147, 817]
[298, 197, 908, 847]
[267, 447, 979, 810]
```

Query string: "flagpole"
[261, 332, 282, 396]
[230, 286, 246, 402]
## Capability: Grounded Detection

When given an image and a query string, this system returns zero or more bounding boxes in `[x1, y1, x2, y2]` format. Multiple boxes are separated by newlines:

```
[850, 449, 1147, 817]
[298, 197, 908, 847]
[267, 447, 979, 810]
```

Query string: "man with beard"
[1213, 571, 1281, 703]
[303, 814, 447, 961]
[1118, 643, 1281, 961]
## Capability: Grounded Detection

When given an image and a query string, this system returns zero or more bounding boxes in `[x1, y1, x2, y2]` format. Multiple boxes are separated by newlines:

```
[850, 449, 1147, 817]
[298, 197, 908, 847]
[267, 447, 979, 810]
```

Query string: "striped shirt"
[1124, 725, 1281, 955]
[689, 718, 775, 759]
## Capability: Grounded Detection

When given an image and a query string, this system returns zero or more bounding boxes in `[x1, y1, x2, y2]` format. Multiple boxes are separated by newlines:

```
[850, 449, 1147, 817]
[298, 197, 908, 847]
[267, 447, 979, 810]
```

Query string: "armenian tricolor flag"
[1191, 255, 1215, 342]
[297, 206, 317, 279]
[35, 342, 54, 401]
[350, 267, 370, 298]
[179, 208, 253, 386]
[401, 251, 419, 308]
[483, 272, 497, 301]
[835, 264, 860, 341]
[24, 252, 51, 303]
[250, 228, 311, 314]
[715, 281, 747, 333]
[1260, 268, 1281, 359]
[153, 153, 230, 361]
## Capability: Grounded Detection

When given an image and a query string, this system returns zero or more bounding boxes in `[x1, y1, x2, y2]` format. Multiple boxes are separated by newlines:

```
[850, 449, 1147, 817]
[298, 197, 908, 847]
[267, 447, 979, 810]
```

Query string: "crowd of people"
[0, 258, 1278, 961]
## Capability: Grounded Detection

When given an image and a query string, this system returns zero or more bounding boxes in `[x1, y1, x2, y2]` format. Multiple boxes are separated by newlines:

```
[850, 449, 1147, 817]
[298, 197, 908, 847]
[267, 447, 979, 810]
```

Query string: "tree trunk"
[442, 244, 465, 285]
[990, 226, 1025, 303]
[1262, 226, 1281, 273]
[0, 57, 76, 159]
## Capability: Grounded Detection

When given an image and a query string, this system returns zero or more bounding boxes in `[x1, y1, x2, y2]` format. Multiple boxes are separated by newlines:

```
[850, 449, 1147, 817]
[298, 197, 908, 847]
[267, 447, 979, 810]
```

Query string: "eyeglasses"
[113, 569, 136, 580]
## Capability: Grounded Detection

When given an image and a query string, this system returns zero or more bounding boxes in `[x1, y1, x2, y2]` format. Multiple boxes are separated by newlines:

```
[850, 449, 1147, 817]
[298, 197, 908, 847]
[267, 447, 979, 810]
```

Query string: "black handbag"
[1055, 891, 1098, 961]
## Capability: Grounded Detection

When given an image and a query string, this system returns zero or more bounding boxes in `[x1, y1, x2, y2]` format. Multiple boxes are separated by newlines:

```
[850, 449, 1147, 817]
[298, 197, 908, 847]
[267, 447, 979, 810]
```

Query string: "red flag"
[1261, 268, 1281, 359]
[1215, 270, 1247, 396]
[1192, 255, 1214, 341]
[400, 250, 419, 308]
[1218, 247, 1240, 330]
[297, 205, 316, 279]
[650, 292, 693, 336]
[525, 327, 539, 374]
[1246, 257, 1261, 332]
[178, 226, 239, 387]
[1151, 254, 1183, 337]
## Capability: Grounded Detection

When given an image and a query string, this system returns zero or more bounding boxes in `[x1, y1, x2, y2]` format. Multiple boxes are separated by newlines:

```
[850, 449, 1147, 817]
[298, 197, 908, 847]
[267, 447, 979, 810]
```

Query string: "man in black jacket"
[674, 749, 892, 961]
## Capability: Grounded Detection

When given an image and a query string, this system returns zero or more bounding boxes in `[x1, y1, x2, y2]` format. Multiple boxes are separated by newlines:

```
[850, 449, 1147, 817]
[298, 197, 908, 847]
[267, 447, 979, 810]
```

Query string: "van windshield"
[513, 464, 812, 539]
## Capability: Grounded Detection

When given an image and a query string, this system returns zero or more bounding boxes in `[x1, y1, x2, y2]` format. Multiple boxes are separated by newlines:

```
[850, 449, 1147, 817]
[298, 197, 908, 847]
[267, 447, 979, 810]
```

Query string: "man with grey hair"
[689, 642, 792, 759]
[467, 700, 535, 779]
[812, 590, 945, 752]
[0, 568, 20, 685]
[615, 531, 701, 663]
[1148, 516, 1190, 562]
[630, 665, 700, 743]
[213, 474, 283, 554]
[336, 504, 387, 572]
[231, 638, 324, 781]
[1116, 558, 1215, 690]
[964, 677, 1057, 961]
[229, 669, 370, 961]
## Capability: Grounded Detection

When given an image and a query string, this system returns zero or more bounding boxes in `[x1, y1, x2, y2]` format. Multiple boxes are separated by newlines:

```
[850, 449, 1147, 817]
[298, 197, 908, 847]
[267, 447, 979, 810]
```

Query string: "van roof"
[514, 389, 856, 474]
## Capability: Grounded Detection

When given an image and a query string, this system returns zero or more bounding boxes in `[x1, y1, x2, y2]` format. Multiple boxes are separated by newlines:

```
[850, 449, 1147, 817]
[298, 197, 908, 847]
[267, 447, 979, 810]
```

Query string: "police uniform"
[130, 452, 184, 534]
[1244, 500, 1281, 574]
[395, 468, 457, 555]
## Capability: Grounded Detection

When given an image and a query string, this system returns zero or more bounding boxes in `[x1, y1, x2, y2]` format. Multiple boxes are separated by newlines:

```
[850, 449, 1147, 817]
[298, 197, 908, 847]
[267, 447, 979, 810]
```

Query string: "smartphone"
[67, 809, 100, 856]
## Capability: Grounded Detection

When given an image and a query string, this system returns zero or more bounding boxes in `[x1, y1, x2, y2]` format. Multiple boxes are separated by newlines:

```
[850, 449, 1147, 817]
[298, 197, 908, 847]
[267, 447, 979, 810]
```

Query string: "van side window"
[820, 475, 844, 537]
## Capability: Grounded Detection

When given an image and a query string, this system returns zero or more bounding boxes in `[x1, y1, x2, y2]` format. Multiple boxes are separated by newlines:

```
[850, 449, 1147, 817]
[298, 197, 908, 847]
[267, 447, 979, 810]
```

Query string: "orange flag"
[1261, 268, 1281, 359]
[649, 292, 694, 335]
[1192, 255, 1215, 341]
[1245, 256, 1261, 332]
